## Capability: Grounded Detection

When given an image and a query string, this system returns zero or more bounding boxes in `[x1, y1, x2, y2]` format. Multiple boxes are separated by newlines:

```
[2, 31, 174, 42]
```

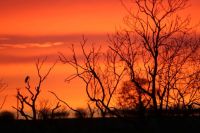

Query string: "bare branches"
[49, 91, 83, 118]
[0, 95, 7, 110]
[59, 36, 124, 117]
[15, 58, 56, 120]
[36, 57, 57, 82]
[0, 79, 8, 110]
[53, 0, 200, 117]
[0, 79, 7, 93]
[49, 91, 76, 112]
[51, 102, 61, 117]
[37, 100, 69, 120]
[110, 0, 200, 115]
[122, 0, 190, 51]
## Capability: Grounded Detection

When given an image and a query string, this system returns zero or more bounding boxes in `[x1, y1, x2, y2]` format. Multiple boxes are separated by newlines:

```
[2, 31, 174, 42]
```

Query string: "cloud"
[0, 34, 108, 65]
[1, 44, 27, 49]
[0, 34, 108, 50]
[0, 37, 9, 41]
[27, 42, 65, 48]
[0, 42, 65, 49]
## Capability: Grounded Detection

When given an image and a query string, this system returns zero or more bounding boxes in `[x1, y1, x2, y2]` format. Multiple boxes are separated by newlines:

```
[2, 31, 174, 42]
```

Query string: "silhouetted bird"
[25, 76, 30, 83]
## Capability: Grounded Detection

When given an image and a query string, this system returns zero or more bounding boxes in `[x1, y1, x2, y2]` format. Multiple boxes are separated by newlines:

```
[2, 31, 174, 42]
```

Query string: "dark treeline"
[0, 0, 200, 121]
[0, 117, 200, 133]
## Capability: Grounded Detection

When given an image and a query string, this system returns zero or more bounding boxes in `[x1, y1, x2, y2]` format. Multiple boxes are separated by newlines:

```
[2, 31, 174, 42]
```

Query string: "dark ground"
[0, 116, 199, 133]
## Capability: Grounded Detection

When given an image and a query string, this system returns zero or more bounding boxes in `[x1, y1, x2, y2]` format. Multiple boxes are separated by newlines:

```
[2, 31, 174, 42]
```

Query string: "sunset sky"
[0, 0, 200, 111]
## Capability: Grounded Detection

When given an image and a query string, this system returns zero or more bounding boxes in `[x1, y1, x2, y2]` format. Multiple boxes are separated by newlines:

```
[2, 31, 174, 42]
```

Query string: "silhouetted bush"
[38, 108, 70, 120]
[0, 111, 15, 120]
[74, 108, 87, 118]
[52, 109, 70, 119]
[38, 108, 51, 120]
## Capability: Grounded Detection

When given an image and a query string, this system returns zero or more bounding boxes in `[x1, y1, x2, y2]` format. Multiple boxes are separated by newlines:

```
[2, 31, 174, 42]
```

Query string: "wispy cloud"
[0, 42, 65, 49]
[0, 34, 107, 50]
[0, 37, 9, 41]
[0, 34, 108, 65]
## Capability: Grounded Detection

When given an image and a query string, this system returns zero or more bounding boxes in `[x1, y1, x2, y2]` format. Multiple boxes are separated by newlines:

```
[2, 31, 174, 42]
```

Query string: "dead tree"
[13, 58, 56, 120]
[109, 0, 200, 115]
[59, 36, 125, 117]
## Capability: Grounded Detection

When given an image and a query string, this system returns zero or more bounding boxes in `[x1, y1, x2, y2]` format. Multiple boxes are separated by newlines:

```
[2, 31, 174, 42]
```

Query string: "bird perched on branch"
[25, 76, 30, 83]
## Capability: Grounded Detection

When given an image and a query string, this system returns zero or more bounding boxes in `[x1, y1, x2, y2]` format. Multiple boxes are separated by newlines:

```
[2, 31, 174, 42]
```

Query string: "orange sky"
[0, 0, 126, 35]
[0, 0, 200, 112]
[0, 0, 200, 35]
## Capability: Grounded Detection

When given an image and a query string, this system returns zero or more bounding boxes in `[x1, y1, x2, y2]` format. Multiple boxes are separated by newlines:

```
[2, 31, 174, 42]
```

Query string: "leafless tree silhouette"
[13, 58, 56, 120]
[59, 36, 125, 117]
[109, 0, 200, 115]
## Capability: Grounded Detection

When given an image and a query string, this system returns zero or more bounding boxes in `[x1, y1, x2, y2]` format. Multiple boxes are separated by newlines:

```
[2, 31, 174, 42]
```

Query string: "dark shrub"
[0, 111, 15, 120]
[74, 108, 87, 118]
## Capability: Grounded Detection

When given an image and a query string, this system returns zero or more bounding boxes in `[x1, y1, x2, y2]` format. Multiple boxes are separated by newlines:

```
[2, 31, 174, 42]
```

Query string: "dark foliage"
[0, 111, 15, 120]
[0, 117, 199, 133]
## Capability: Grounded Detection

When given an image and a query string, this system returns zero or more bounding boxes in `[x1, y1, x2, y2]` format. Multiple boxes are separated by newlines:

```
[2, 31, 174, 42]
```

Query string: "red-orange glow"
[0, 0, 200, 112]
[0, 0, 125, 35]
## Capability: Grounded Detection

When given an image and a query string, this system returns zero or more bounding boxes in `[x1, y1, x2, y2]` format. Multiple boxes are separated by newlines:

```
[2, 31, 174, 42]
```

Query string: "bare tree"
[59, 36, 125, 117]
[157, 35, 200, 112]
[109, 0, 200, 115]
[13, 58, 56, 120]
